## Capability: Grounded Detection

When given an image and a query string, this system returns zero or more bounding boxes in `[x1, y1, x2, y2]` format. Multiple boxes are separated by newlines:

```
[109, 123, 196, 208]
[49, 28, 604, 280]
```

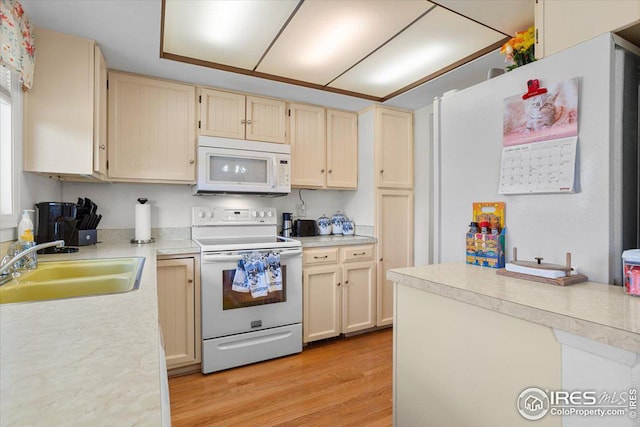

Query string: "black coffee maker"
[35, 202, 79, 253]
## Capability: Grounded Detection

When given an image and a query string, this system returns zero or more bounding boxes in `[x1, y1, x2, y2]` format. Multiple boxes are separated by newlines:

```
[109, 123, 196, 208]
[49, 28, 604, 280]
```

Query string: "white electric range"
[192, 206, 302, 374]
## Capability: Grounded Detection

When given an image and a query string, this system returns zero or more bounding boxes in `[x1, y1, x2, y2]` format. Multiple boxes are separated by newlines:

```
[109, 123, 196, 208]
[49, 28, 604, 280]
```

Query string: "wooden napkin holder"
[496, 248, 588, 286]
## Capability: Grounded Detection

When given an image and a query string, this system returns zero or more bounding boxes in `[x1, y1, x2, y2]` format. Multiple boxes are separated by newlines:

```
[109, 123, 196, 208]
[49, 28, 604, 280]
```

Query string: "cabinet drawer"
[341, 245, 374, 262]
[303, 248, 339, 266]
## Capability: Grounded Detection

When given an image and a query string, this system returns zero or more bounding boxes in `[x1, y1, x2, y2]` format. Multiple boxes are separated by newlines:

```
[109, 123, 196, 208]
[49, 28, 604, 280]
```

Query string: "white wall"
[61, 182, 359, 232]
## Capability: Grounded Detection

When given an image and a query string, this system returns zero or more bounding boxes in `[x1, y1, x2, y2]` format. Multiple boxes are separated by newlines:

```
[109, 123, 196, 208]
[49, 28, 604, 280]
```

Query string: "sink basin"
[0, 257, 145, 304]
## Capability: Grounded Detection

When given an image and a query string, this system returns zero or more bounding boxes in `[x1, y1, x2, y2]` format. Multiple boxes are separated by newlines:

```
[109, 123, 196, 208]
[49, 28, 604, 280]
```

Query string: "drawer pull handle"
[314, 255, 328, 259]
[353, 252, 366, 256]
[337, 282, 341, 287]
[345, 280, 349, 284]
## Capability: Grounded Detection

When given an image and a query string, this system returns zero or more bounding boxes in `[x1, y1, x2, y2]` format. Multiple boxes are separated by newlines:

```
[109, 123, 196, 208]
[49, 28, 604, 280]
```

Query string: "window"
[0, 65, 19, 232]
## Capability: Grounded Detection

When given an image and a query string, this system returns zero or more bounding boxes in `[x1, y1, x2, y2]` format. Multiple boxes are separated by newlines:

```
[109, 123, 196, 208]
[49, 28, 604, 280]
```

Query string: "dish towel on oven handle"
[232, 252, 282, 298]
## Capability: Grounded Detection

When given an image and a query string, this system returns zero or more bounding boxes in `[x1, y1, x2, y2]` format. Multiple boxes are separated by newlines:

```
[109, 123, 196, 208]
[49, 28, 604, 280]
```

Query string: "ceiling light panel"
[255, 0, 434, 85]
[436, 0, 534, 36]
[163, 0, 299, 69]
[329, 6, 506, 98]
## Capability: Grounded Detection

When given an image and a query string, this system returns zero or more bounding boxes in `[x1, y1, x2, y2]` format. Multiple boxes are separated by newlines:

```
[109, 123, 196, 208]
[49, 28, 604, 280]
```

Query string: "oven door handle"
[202, 248, 302, 263]
[276, 248, 303, 258]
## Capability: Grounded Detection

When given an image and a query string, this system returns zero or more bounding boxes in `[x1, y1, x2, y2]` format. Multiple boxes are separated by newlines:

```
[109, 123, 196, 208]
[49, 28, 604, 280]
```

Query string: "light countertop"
[294, 235, 377, 248]
[387, 262, 640, 353]
[0, 239, 199, 427]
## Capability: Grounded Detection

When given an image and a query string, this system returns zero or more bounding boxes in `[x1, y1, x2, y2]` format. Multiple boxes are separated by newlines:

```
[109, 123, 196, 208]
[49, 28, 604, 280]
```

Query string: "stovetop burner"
[191, 206, 301, 252]
[194, 235, 300, 252]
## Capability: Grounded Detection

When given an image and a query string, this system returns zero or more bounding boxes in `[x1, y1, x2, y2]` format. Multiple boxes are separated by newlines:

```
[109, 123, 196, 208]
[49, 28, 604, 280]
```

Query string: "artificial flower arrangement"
[500, 26, 536, 70]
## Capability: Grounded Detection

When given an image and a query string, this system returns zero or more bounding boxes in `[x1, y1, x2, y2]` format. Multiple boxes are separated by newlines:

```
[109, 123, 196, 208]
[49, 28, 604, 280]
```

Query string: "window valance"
[0, 0, 34, 90]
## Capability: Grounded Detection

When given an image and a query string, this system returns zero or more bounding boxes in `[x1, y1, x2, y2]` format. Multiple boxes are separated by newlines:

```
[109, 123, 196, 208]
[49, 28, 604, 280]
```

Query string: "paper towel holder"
[131, 197, 155, 245]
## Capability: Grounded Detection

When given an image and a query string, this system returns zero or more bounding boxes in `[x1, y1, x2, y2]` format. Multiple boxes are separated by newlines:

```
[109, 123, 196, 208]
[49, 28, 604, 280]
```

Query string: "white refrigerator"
[433, 33, 640, 284]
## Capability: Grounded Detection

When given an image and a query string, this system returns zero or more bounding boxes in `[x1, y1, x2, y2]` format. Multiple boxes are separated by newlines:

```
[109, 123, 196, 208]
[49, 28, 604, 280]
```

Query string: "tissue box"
[69, 229, 97, 246]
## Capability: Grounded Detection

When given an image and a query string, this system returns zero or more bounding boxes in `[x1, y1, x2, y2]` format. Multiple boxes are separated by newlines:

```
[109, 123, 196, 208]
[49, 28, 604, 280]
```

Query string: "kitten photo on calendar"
[503, 77, 579, 146]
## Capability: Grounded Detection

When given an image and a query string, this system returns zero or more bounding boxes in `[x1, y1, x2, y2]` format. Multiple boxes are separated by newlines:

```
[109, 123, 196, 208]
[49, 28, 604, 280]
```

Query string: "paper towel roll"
[135, 203, 151, 241]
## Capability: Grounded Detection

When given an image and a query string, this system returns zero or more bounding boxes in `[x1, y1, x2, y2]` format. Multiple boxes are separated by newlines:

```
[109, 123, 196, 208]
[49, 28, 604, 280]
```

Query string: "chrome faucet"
[0, 240, 65, 278]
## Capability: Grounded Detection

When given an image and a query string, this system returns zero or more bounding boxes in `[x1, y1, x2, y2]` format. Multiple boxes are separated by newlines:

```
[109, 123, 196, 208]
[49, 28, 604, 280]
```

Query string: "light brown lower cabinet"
[303, 245, 376, 343]
[376, 189, 414, 327]
[156, 256, 201, 375]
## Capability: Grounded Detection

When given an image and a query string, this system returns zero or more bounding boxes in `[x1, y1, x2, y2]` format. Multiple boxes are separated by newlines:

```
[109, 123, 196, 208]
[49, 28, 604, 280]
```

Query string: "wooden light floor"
[168, 328, 393, 427]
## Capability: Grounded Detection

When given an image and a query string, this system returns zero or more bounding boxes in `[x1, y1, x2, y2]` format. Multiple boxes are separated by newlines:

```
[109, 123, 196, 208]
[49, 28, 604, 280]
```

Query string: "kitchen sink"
[0, 257, 145, 304]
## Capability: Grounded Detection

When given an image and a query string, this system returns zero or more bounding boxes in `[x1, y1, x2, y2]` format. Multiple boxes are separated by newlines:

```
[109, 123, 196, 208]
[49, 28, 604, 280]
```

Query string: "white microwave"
[195, 136, 291, 196]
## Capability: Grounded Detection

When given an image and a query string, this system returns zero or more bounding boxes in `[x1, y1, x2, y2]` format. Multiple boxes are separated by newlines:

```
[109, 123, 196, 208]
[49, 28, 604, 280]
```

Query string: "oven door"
[201, 247, 302, 339]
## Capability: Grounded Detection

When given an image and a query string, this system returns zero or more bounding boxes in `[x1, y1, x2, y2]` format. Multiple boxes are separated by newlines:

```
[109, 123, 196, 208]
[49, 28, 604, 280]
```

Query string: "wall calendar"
[498, 136, 577, 194]
[499, 77, 579, 195]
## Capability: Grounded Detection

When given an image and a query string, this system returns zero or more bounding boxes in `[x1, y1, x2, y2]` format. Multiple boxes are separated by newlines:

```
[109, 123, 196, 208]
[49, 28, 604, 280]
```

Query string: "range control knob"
[266, 210, 273, 218]
[259, 211, 265, 218]
[206, 210, 213, 218]
[198, 210, 205, 218]
[251, 211, 258, 218]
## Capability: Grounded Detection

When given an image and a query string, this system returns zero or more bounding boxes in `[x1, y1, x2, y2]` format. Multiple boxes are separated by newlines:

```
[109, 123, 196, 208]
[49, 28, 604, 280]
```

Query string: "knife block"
[69, 229, 97, 246]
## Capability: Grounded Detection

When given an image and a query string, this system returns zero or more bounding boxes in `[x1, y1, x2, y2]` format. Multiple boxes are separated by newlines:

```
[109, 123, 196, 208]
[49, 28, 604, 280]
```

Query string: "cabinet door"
[108, 72, 196, 183]
[303, 265, 340, 343]
[375, 107, 413, 189]
[289, 103, 326, 188]
[536, 0, 640, 58]
[157, 258, 199, 369]
[93, 45, 108, 177]
[246, 96, 286, 143]
[376, 189, 414, 326]
[341, 261, 376, 334]
[198, 88, 245, 139]
[23, 28, 96, 177]
[326, 109, 358, 189]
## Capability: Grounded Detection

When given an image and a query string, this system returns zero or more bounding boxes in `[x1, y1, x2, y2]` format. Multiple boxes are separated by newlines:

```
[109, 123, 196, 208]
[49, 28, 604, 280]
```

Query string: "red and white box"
[623, 249, 640, 296]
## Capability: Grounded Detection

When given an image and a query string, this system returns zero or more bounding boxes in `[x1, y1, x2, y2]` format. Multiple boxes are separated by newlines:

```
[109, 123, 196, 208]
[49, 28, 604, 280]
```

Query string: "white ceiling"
[20, 0, 534, 111]
[162, 0, 509, 100]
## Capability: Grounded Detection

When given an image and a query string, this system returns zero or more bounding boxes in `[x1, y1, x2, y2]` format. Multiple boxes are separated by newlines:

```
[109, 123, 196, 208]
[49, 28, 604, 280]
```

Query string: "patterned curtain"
[0, 0, 34, 90]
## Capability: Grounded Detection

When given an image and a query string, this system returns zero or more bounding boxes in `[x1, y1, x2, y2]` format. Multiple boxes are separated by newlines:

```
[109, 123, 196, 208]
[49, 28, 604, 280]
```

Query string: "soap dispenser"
[7, 210, 37, 272]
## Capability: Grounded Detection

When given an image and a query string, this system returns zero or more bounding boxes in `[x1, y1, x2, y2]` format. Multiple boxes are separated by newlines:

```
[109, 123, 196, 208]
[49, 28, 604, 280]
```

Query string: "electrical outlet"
[296, 203, 306, 218]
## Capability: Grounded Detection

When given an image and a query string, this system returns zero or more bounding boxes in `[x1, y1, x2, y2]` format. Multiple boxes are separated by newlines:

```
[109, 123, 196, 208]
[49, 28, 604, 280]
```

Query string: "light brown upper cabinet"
[107, 72, 196, 183]
[289, 103, 326, 188]
[374, 107, 413, 189]
[290, 104, 357, 189]
[326, 109, 358, 189]
[198, 88, 286, 144]
[535, 0, 640, 59]
[23, 28, 107, 181]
